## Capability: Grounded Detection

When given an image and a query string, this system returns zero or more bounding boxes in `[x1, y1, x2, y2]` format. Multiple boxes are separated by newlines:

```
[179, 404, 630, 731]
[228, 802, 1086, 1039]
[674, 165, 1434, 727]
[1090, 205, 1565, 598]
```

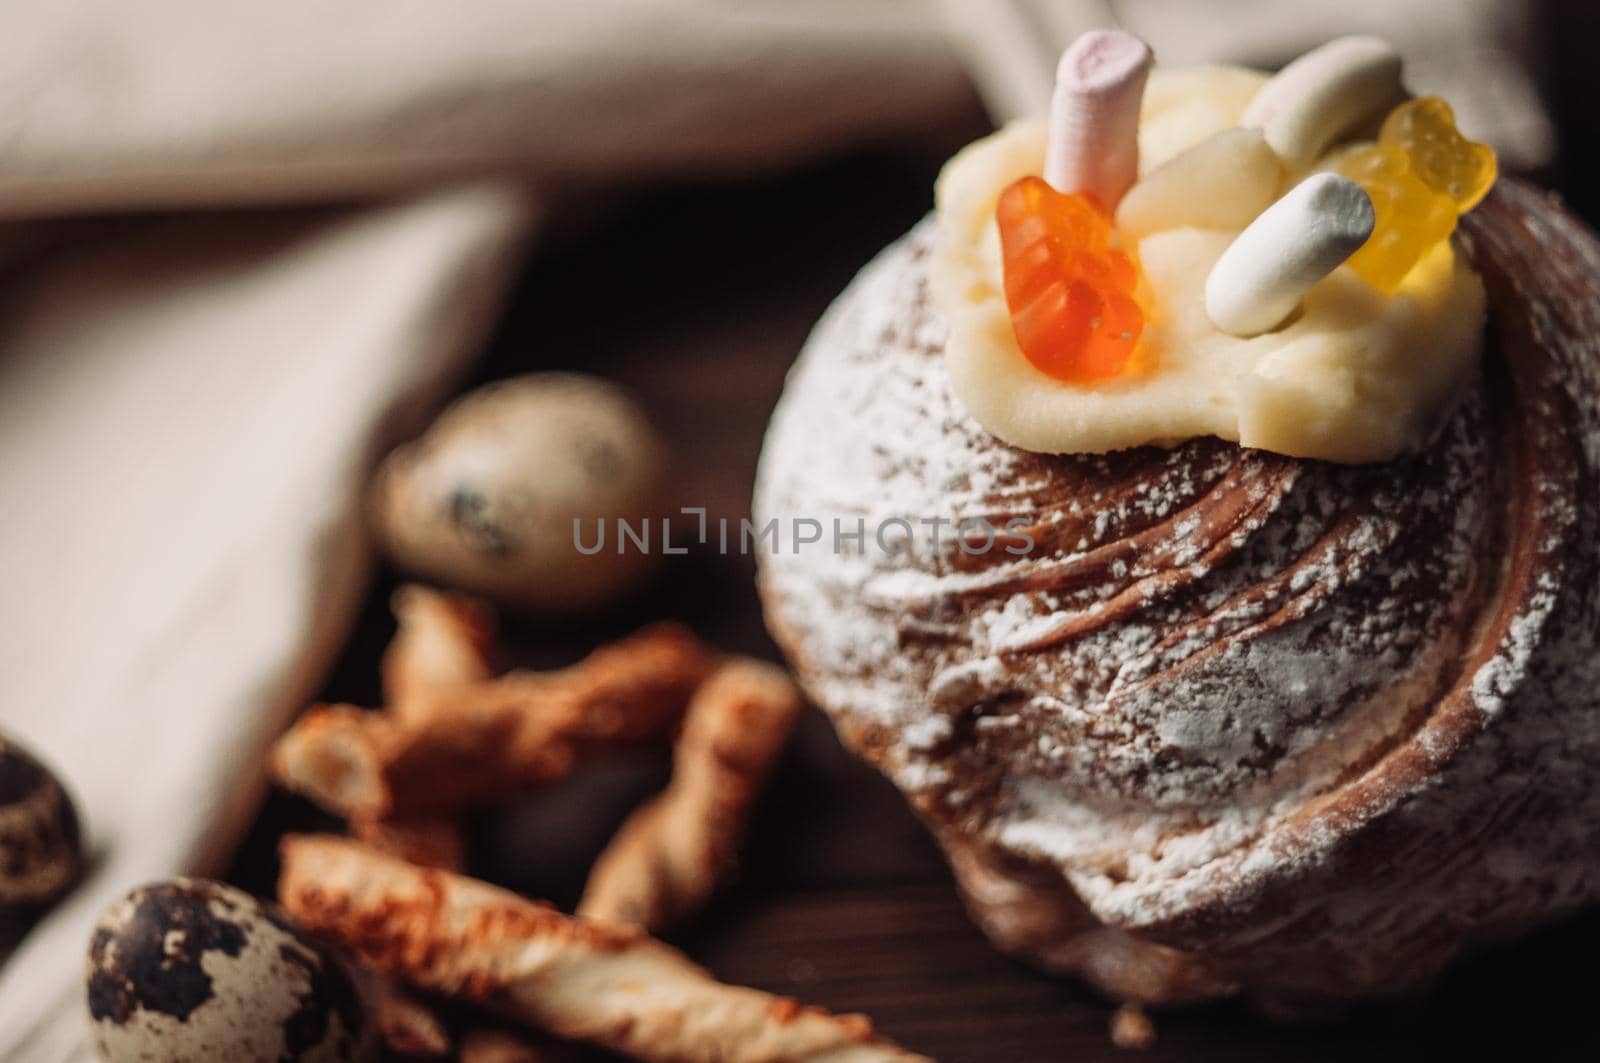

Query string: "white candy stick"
[1241, 36, 1406, 170]
[1044, 29, 1153, 209]
[1205, 173, 1374, 338]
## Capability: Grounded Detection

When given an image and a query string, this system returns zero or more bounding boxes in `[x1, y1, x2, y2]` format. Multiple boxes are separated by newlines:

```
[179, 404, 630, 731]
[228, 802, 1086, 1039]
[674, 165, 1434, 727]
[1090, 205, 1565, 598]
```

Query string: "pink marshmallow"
[1044, 29, 1154, 211]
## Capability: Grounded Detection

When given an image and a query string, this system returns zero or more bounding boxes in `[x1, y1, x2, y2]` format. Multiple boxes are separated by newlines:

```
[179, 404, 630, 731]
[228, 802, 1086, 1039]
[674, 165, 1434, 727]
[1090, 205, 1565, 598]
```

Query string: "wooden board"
[228, 132, 1600, 1061]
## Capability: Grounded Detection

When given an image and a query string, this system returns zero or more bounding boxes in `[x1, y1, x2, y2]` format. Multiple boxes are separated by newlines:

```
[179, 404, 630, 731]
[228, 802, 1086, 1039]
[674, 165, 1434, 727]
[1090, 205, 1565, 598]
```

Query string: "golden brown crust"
[278, 835, 931, 1063]
[272, 623, 716, 819]
[578, 658, 802, 929]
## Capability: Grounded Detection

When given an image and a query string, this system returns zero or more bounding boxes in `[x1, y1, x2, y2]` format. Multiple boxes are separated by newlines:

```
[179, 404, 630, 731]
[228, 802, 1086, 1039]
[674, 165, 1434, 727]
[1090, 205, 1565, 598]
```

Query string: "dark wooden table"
[230, 74, 1600, 1062]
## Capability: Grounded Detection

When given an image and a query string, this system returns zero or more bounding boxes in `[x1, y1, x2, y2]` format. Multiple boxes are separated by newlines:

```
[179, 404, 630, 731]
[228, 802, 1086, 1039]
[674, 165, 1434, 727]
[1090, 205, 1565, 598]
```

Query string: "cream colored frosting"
[929, 66, 1487, 464]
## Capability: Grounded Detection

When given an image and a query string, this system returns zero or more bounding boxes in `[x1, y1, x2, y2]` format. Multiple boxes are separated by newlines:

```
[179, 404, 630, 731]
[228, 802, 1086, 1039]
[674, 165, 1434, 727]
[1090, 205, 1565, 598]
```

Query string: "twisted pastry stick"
[579, 658, 802, 928]
[356, 586, 541, 1061]
[358, 585, 491, 871]
[353, 586, 491, 877]
[272, 623, 715, 819]
[279, 835, 931, 1063]
[381, 583, 498, 717]
[359, 811, 464, 1059]
[365, 586, 489, 1058]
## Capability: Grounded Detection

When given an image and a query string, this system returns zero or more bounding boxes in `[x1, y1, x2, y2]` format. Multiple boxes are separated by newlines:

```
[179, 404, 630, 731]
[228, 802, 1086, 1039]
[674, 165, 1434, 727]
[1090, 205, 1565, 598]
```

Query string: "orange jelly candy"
[996, 176, 1145, 383]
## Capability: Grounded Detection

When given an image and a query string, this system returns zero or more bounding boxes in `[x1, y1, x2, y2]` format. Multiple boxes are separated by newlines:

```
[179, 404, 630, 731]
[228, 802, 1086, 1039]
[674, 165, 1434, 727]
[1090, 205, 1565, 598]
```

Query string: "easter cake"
[755, 33, 1600, 1012]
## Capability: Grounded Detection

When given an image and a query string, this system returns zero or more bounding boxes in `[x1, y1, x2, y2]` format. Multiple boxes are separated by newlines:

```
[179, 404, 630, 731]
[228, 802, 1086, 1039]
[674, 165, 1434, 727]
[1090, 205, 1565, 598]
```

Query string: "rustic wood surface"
[230, 60, 1600, 1060]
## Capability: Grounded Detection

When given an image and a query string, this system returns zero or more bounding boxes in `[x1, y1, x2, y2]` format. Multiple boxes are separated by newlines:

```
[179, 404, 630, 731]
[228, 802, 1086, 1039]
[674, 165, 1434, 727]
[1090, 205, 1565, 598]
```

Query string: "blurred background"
[2, 2, 1598, 1061]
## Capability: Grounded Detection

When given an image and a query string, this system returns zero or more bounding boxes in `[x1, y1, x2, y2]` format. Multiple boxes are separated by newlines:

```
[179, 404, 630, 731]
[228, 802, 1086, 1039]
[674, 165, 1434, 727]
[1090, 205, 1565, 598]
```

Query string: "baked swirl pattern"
[754, 179, 1600, 1010]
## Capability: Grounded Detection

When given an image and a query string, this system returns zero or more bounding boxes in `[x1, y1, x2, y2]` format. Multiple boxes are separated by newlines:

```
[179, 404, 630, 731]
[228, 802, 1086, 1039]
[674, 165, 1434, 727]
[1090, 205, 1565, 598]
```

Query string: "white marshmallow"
[1205, 173, 1375, 338]
[1241, 36, 1406, 170]
[1044, 29, 1154, 209]
[1115, 128, 1283, 239]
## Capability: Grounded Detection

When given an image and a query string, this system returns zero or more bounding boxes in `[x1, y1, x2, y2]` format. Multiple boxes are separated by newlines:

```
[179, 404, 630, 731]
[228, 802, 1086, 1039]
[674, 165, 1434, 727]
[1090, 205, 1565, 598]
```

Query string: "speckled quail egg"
[86, 879, 370, 1062]
[0, 732, 83, 948]
[370, 373, 670, 611]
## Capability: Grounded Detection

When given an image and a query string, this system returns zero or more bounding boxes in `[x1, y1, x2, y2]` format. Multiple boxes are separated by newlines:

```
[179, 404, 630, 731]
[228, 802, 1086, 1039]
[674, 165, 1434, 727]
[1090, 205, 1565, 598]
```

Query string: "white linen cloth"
[0, 5, 969, 1061]
[0, 2, 1547, 1060]
[943, 0, 1554, 165]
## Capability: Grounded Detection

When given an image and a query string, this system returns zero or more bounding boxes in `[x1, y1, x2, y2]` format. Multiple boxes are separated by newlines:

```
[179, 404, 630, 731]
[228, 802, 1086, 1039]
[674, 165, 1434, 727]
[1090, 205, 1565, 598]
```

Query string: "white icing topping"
[929, 66, 1487, 464]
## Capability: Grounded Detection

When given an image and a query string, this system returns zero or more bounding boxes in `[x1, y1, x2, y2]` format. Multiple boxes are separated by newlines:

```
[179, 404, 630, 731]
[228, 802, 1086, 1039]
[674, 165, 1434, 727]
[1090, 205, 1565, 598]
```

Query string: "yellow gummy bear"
[1383, 97, 1498, 212]
[1340, 97, 1498, 292]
